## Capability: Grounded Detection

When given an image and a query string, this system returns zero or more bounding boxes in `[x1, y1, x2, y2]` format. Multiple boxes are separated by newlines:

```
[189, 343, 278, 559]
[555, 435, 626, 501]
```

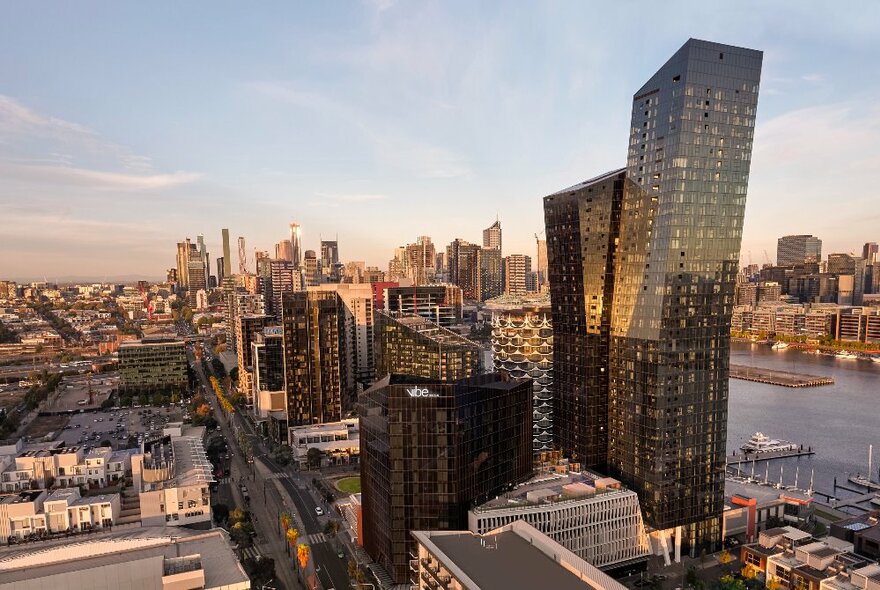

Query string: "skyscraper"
[863, 242, 878, 264]
[237, 236, 247, 274]
[483, 218, 502, 252]
[446, 239, 481, 301]
[404, 236, 436, 285]
[374, 311, 481, 382]
[281, 290, 344, 426]
[545, 39, 762, 555]
[320, 239, 339, 268]
[777, 235, 822, 266]
[290, 222, 302, 269]
[275, 239, 293, 262]
[216, 257, 225, 285]
[176, 241, 190, 288]
[480, 247, 503, 301]
[221, 229, 232, 279]
[360, 373, 533, 583]
[503, 254, 531, 296]
[303, 250, 320, 286]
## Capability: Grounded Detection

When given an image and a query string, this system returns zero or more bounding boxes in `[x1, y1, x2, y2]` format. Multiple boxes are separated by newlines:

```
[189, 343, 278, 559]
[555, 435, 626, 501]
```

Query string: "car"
[315, 507, 324, 516]
[337, 551, 345, 559]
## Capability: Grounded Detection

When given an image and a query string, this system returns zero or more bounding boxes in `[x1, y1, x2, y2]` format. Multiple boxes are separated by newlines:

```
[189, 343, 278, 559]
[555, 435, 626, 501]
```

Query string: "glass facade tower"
[545, 39, 762, 554]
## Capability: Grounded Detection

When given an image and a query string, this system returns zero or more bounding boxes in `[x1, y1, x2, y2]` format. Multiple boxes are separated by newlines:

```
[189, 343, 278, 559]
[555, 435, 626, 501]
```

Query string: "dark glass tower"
[359, 373, 533, 583]
[545, 39, 762, 554]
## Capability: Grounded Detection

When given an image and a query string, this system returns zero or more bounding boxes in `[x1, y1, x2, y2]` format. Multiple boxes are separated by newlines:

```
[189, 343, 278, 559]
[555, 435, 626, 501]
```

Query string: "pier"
[729, 364, 834, 387]
[727, 447, 815, 465]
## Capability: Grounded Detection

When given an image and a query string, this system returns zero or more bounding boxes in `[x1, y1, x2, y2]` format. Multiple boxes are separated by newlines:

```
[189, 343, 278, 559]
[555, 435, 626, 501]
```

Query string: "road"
[195, 352, 353, 590]
[191, 352, 301, 590]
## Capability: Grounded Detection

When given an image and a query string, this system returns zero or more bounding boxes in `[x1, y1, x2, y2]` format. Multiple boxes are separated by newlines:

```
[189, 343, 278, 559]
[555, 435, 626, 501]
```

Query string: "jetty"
[729, 364, 834, 387]
[727, 447, 815, 465]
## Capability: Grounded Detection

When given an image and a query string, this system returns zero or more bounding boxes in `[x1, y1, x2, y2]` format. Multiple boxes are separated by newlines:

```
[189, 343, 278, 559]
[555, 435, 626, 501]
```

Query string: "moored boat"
[741, 432, 798, 454]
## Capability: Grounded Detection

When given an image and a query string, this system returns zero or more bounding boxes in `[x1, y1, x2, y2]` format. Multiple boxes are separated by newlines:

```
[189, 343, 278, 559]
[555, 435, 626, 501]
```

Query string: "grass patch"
[335, 476, 361, 494]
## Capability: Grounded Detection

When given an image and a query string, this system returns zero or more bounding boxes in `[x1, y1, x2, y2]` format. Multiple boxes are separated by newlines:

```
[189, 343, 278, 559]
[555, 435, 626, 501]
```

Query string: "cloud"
[249, 81, 470, 178]
[0, 162, 201, 190]
[319, 193, 390, 202]
[0, 94, 199, 190]
[801, 73, 824, 83]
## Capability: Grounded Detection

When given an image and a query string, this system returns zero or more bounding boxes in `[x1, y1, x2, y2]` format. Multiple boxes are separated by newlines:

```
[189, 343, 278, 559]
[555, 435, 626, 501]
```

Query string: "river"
[728, 341, 880, 512]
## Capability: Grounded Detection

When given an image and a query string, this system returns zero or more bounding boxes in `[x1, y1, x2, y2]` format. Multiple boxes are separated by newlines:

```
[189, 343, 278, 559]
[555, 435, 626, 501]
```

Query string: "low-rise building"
[0, 487, 120, 543]
[133, 429, 213, 529]
[411, 520, 628, 590]
[1, 445, 134, 492]
[723, 478, 815, 544]
[468, 468, 649, 572]
[0, 526, 250, 590]
[288, 418, 359, 467]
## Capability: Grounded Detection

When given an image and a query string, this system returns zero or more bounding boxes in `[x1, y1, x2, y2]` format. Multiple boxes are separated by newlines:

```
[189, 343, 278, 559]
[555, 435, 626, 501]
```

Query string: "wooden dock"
[727, 447, 815, 465]
[729, 364, 834, 388]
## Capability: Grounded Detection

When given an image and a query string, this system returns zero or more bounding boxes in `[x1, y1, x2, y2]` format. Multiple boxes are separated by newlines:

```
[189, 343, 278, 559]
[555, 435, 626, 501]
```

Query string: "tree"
[212, 503, 230, 524]
[686, 566, 699, 588]
[100, 439, 112, 447]
[297, 543, 310, 569]
[280, 512, 291, 532]
[717, 574, 746, 590]
[272, 444, 293, 466]
[348, 559, 366, 584]
[307, 447, 323, 470]
[286, 527, 300, 548]
[766, 578, 782, 590]
[150, 392, 165, 407]
[242, 556, 276, 589]
[324, 519, 340, 537]
[718, 549, 734, 567]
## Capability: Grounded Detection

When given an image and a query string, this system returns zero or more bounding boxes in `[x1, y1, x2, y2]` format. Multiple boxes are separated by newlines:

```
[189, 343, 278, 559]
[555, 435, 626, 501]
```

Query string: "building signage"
[405, 387, 439, 398]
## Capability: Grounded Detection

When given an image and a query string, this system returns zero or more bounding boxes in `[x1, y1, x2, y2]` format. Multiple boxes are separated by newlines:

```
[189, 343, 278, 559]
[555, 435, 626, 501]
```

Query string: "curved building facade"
[488, 295, 553, 452]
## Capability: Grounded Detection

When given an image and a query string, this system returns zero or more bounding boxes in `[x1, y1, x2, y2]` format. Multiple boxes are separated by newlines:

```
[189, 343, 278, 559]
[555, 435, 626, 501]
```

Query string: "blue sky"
[1, 1, 878, 280]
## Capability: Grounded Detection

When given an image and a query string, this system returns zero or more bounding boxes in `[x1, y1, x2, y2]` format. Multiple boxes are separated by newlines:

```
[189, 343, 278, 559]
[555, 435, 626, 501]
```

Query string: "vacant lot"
[22, 414, 69, 440]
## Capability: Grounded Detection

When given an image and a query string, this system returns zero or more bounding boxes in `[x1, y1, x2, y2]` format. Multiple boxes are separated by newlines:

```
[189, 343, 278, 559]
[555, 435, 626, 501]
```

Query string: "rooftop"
[380, 311, 479, 348]
[475, 470, 628, 511]
[0, 526, 248, 587]
[414, 522, 626, 590]
[546, 167, 627, 197]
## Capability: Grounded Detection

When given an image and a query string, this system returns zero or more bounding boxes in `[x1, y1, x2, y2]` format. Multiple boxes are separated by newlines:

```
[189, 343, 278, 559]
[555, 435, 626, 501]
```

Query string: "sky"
[1, 1, 878, 281]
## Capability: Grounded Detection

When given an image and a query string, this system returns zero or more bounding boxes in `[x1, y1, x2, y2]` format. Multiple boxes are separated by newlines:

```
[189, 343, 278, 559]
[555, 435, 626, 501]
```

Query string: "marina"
[729, 363, 834, 387]
[727, 447, 815, 466]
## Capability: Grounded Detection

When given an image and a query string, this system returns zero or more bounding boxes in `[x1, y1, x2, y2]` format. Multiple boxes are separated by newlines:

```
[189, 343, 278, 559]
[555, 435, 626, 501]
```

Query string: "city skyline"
[2, 3, 878, 281]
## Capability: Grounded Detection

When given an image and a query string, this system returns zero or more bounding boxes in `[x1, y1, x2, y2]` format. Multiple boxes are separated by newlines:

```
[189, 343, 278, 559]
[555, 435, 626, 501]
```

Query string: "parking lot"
[55, 405, 185, 450]
[44, 373, 118, 412]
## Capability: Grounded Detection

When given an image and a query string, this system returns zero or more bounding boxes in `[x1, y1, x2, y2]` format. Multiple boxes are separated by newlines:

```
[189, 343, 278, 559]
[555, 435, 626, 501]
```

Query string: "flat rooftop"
[0, 526, 248, 587]
[422, 528, 625, 590]
[476, 470, 628, 511]
[381, 311, 479, 348]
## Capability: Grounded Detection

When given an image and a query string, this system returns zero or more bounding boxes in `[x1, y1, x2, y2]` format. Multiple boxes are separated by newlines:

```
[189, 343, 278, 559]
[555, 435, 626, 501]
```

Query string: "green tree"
[307, 447, 323, 470]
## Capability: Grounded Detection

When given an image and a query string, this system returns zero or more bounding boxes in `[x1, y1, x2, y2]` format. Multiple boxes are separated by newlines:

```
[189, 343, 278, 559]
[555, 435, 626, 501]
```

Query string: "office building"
[446, 239, 482, 301]
[862, 242, 878, 264]
[735, 281, 782, 306]
[486, 294, 553, 452]
[777, 235, 822, 266]
[281, 290, 343, 426]
[412, 521, 629, 590]
[828, 253, 867, 305]
[374, 311, 480, 382]
[118, 337, 188, 394]
[251, 326, 286, 418]
[483, 218, 502, 251]
[360, 373, 533, 583]
[176, 241, 191, 289]
[468, 468, 650, 572]
[0, 527, 249, 590]
[544, 39, 762, 555]
[290, 222, 303, 269]
[384, 284, 463, 327]
[215, 257, 225, 285]
[288, 418, 359, 467]
[503, 254, 531, 296]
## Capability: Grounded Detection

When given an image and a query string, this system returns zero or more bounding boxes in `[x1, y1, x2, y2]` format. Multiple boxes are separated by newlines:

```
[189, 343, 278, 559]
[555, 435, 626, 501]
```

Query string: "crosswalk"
[306, 532, 327, 544]
[240, 545, 262, 561]
[215, 477, 231, 485]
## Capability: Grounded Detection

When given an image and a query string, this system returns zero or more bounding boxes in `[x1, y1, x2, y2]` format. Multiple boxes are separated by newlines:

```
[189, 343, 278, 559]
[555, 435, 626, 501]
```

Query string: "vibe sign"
[406, 387, 439, 398]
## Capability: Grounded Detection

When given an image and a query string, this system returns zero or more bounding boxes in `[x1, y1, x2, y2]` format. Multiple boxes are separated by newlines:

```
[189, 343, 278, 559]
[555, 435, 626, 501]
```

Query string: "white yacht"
[741, 432, 798, 454]
[836, 351, 859, 360]
[771, 341, 789, 350]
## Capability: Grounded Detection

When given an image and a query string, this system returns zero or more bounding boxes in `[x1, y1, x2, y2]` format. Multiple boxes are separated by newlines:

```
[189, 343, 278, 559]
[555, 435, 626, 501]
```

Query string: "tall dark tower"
[545, 39, 762, 556]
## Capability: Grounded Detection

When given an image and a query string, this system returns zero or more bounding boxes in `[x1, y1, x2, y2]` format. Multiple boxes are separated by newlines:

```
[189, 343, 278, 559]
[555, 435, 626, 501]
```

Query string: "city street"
[195, 352, 354, 590]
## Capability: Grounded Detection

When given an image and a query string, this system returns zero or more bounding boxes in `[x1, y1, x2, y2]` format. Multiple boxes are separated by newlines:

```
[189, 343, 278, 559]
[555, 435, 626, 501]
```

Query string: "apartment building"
[0, 487, 120, 543]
